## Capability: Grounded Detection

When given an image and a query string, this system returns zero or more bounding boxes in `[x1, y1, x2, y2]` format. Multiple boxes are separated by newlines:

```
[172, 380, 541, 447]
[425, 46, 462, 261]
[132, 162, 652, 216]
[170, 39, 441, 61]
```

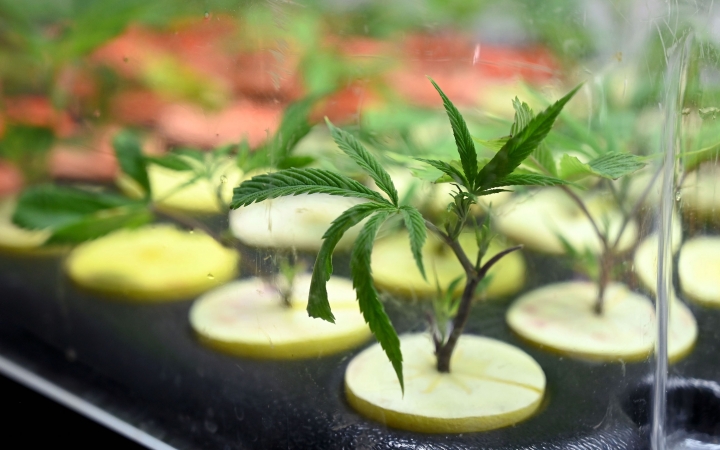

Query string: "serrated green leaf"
[475, 84, 582, 192]
[510, 97, 534, 136]
[485, 173, 569, 190]
[326, 119, 399, 206]
[231, 168, 390, 208]
[558, 154, 593, 181]
[13, 185, 139, 230]
[559, 153, 645, 181]
[429, 78, 478, 189]
[524, 88, 604, 156]
[308, 202, 393, 322]
[476, 188, 512, 197]
[588, 153, 646, 179]
[400, 206, 426, 280]
[113, 130, 150, 197]
[474, 136, 509, 151]
[530, 142, 558, 176]
[47, 207, 153, 244]
[351, 210, 404, 393]
[683, 141, 720, 172]
[416, 158, 468, 186]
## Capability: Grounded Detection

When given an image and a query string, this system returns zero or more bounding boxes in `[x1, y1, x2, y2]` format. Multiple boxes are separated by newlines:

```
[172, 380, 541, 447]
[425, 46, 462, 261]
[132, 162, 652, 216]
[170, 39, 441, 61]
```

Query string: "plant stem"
[612, 165, 663, 250]
[559, 185, 608, 249]
[556, 186, 616, 314]
[595, 251, 613, 314]
[436, 276, 481, 373]
[435, 244, 523, 373]
[424, 219, 474, 274]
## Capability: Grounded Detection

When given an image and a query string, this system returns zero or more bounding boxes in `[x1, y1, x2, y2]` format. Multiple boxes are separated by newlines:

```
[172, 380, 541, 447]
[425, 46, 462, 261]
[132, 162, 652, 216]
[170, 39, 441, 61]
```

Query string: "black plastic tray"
[0, 246, 717, 449]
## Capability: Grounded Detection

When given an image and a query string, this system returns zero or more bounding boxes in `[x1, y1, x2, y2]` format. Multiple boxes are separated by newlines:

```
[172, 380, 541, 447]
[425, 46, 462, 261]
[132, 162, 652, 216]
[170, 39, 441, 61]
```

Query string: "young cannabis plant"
[231, 79, 581, 390]
[515, 98, 648, 315]
[10, 95, 318, 245]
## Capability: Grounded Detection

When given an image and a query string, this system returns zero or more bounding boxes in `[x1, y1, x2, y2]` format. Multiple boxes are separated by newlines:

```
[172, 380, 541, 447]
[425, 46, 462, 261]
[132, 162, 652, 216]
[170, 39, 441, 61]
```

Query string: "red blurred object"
[476, 45, 557, 83]
[233, 51, 302, 101]
[390, 33, 558, 107]
[157, 101, 282, 149]
[3, 96, 76, 137]
[403, 33, 476, 63]
[388, 68, 483, 106]
[162, 14, 237, 84]
[57, 66, 98, 101]
[311, 82, 382, 125]
[109, 90, 169, 126]
[91, 26, 166, 78]
[50, 145, 118, 182]
[48, 127, 145, 182]
[328, 36, 396, 59]
[93, 18, 239, 94]
[0, 161, 24, 197]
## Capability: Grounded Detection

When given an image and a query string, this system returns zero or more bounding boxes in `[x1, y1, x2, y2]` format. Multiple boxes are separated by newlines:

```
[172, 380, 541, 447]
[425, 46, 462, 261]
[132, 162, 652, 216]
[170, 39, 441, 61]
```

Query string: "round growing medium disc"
[189, 274, 371, 358]
[117, 161, 242, 214]
[371, 231, 525, 299]
[633, 225, 682, 294]
[633, 233, 697, 361]
[494, 189, 637, 255]
[679, 236, 720, 306]
[229, 193, 367, 251]
[681, 165, 720, 221]
[0, 197, 50, 252]
[66, 225, 239, 301]
[507, 282, 655, 361]
[345, 333, 545, 433]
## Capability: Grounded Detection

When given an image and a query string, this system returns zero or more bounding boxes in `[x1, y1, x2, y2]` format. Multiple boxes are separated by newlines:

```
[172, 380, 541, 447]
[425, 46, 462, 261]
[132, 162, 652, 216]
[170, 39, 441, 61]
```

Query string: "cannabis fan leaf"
[231, 168, 389, 207]
[429, 78, 478, 190]
[12, 130, 190, 244]
[473, 85, 581, 193]
[231, 119, 428, 392]
[558, 152, 646, 181]
[326, 118, 400, 206]
[424, 79, 578, 199]
[231, 80, 581, 390]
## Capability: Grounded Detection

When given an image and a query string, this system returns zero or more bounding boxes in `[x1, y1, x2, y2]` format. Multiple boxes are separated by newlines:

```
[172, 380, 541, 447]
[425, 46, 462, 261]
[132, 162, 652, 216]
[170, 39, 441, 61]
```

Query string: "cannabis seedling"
[11, 97, 319, 308]
[231, 79, 580, 389]
[520, 100, 649, 315]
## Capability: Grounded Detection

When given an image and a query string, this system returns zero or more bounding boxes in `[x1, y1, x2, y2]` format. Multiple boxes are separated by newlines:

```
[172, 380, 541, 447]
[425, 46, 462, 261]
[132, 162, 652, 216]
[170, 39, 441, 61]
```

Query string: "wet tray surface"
[1, 250, 716, 450]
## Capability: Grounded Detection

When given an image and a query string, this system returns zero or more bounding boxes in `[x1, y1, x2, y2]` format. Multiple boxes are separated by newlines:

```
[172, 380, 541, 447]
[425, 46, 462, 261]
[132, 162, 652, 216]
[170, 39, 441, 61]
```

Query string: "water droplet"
[207, 273, 215, 280]
[204, 11, 210, 19]
[676, 191, 682, 202]
[220, 175, 228, 184]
